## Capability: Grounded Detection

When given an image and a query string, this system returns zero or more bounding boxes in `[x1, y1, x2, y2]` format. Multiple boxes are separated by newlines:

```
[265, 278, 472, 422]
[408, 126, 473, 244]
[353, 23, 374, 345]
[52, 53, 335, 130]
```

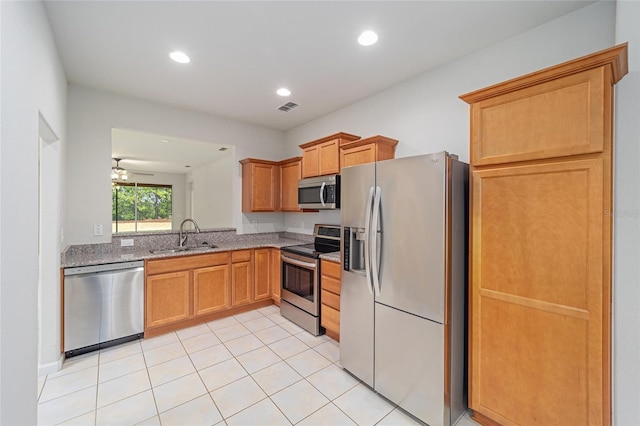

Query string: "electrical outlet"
[252, 220, 258, 229]
[120, 239, 134, 247]
[93, 224, 103, 236]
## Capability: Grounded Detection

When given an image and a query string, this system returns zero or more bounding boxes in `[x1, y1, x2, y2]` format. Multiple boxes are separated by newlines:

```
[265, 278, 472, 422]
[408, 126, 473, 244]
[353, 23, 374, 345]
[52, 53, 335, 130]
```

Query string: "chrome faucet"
[179, 218, 201, 247]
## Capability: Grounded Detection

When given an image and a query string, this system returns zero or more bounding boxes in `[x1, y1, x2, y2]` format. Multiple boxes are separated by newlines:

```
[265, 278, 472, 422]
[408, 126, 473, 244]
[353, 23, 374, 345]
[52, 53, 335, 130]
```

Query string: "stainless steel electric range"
[280, 224, 341, 336]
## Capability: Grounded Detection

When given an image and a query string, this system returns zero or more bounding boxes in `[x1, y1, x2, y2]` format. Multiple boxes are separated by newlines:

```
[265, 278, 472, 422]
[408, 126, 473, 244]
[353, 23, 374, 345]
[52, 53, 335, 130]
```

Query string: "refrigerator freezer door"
[374, 152, 447, 323]
[375, 303, 445, 426]
[340, 162, 376, 387]
[340, 270, 374, 387]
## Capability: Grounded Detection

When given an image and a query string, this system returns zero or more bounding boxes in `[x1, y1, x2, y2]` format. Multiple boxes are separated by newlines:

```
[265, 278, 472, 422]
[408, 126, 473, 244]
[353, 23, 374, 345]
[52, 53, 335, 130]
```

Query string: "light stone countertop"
[319, 252, 341, 263]
[62, 231, 312, 268]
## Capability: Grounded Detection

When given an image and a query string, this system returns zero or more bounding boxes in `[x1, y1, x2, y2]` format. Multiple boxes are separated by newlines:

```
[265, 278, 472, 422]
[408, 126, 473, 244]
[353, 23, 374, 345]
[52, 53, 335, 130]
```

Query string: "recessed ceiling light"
[358, 31, 378, 46]
[277, 88, 291, 97]
[170, 51, 190, 64]
[161, 139, 169, 143]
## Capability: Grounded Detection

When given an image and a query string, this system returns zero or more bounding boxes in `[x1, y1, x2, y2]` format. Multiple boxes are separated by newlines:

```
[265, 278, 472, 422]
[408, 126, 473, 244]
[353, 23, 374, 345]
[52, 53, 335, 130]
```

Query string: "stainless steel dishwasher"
[64, 261, 144, 357]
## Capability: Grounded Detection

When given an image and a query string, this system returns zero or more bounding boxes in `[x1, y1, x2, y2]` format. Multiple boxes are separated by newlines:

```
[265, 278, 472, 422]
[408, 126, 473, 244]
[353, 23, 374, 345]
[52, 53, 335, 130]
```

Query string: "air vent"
[278, 102, 299, 112]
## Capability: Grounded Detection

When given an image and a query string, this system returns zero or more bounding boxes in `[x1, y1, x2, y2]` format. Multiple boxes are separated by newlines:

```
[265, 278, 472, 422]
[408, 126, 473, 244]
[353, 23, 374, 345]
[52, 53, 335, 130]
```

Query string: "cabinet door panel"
[146, 271, 190, 328]
[302, 146, 319, 178]
[193, 265, 230, 316]
[254, 248, 271, 301]
[471, 68, 606, 165]
[318, 139, 340, 175]
[270, 249, 281, 303]
[341, 145, 375, 168]
[471, 158, 605, 424]
[232, 262, 253, 307]
[252, 163, 277, 211]
[280, 160, 301, 211]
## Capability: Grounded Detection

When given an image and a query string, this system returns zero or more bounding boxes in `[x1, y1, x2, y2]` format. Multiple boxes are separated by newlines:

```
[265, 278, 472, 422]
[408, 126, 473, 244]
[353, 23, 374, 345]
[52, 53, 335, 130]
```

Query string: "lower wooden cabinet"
[320, 259, 341, 341]
[231, 250, 253, 307]
[271, 248, 281, 304]
[144, 248, 284, 336]
[146, 271, 190, 328]
[253, 248, 271, 301]
[193, 265, 230, 316]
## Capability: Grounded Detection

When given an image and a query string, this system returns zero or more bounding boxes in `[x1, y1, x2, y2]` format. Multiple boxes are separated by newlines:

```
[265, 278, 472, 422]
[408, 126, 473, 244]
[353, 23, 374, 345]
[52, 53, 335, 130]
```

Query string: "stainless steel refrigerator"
[341, 152, 468, 426]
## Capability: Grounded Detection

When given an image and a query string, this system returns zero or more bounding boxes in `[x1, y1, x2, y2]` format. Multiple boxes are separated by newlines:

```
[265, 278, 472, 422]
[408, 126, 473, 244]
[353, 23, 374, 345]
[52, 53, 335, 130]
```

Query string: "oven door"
[281, 252, 319, 316]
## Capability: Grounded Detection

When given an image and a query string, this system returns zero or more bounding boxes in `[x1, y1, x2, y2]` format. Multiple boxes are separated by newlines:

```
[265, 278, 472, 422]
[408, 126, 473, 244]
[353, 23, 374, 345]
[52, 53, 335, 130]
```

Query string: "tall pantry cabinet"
[460, 44, 628, 426]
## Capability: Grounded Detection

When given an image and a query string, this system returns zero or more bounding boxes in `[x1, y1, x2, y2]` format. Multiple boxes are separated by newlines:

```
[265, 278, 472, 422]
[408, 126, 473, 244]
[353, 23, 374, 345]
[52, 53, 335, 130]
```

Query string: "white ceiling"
[112, 128, 232, 174]
[44, 1, 594, 132]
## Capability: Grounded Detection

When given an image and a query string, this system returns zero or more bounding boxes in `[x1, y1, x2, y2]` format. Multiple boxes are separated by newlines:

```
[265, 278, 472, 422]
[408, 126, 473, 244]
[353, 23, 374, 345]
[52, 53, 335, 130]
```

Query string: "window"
[112, 183, 172, 233]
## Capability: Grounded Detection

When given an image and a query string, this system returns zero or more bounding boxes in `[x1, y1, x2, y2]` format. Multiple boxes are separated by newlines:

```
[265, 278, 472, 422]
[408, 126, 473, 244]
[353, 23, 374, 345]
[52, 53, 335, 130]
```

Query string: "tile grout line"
[43, 305, 364, 426]
[139, 336, 162, 425]
[208, 307, 299, 423]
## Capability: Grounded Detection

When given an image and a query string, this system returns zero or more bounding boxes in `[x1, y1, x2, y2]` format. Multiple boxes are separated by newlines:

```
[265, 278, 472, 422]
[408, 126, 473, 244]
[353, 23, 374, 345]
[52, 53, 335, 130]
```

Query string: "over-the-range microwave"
[298, 174, 340, 209]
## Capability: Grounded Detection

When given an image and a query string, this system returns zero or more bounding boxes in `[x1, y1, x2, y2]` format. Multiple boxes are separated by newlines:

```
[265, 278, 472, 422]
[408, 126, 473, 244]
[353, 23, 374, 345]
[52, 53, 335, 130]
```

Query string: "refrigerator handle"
[320, 182, 326, 207]
[364, 186, 375, 296]
[370, 186, 382, 296]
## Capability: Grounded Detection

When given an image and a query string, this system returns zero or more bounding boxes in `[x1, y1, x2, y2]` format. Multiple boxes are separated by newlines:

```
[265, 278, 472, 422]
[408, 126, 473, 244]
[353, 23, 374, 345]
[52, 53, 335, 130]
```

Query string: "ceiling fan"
[111, 158, 154, 183]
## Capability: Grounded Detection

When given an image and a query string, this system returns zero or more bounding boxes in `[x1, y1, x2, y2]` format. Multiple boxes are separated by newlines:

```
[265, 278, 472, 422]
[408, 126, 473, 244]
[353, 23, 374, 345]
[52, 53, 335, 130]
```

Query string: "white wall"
[614, 1, 640, 424]
[0, 1, 67, 423]
[66, 85, 287, 245]
[284, 1, 616, 234]
[188, 152, 234, 229]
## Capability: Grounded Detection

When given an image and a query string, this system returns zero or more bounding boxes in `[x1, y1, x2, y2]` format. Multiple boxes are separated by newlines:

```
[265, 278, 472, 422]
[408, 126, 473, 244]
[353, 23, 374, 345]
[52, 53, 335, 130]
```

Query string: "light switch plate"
[121, 239, 134, 247]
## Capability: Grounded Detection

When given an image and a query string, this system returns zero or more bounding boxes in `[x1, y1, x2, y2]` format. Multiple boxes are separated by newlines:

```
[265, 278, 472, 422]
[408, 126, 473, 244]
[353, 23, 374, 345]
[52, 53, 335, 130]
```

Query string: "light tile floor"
[38, 305, 479, 425]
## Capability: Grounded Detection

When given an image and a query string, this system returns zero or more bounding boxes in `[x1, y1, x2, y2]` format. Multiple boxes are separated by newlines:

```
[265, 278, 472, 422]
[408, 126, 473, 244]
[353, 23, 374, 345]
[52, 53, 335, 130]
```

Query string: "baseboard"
[38, 353, 64, 376]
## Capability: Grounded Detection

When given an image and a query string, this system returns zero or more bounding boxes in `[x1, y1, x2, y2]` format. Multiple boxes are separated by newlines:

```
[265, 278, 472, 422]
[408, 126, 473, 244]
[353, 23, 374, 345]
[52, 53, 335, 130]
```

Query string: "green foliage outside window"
[112, 183, 172, 232]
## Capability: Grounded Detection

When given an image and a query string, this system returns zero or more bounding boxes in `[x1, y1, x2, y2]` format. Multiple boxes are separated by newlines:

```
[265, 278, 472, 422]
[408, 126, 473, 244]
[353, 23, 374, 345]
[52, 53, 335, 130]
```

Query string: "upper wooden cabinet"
[278, 157, 302, 212]
[340, 135, 398, 169]
[240, 159, 279, 212]
[462, 46, 628, 167]
[299, 132, 360, 178]
[460, 44, 627, 426]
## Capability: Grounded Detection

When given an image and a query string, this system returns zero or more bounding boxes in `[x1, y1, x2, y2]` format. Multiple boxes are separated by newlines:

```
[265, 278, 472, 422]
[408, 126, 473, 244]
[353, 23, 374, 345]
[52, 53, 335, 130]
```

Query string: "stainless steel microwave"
[298, 174, 340, 209]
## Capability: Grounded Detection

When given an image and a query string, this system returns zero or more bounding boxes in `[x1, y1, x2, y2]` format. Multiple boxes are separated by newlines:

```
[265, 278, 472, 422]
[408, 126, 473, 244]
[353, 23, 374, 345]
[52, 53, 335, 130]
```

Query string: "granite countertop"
[319, 251, 341, 263]
[62, 231, 312, 268]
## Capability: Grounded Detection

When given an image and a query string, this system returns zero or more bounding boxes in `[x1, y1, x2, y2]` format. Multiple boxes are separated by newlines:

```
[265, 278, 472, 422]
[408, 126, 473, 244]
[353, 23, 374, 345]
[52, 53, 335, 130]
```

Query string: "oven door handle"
[282, 256, 317, 270]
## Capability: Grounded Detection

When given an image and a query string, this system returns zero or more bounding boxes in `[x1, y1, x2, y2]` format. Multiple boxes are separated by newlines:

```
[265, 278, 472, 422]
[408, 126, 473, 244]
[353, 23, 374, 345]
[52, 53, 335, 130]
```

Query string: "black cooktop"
[281, 240, 339, 258]
[281, 224, 341, 259]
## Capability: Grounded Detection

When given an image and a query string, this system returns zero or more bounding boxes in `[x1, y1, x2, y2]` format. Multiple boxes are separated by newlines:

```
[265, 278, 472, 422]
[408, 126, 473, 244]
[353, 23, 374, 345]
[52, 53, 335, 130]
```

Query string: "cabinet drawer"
[321, 289, 340, 311]
[321, 275, 340, 295]
[321, 304, 340, 333]
[232, 250, 251, 263]
[147, 252, 230, 275]
[321, 259, 341, 279]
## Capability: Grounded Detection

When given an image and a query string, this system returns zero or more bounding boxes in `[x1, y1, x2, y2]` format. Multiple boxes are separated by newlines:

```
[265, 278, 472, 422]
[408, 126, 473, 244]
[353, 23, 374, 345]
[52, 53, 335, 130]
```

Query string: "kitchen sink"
[149, 244, 217, 254]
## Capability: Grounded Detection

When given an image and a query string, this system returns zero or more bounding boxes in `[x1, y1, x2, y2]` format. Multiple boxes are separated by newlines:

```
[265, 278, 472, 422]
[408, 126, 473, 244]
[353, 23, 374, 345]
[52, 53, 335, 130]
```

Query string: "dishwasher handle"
[64, 261, 144, 276]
